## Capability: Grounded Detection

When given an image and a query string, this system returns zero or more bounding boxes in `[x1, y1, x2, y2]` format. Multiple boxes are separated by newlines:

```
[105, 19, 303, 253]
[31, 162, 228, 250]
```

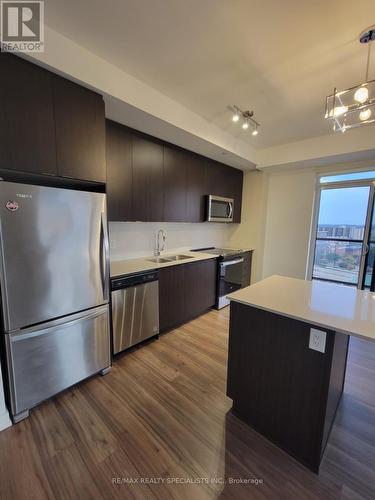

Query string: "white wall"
[109, 222, 236, 261]
[261, 169, 316, 279]
[229, 170, 269, 282]
[0, 359, 11, 431]
[230, 160, 375, 282]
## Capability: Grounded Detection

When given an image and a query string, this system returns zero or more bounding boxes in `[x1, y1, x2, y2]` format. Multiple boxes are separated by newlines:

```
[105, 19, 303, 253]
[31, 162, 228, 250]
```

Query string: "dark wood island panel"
[227, 301, 349, 473]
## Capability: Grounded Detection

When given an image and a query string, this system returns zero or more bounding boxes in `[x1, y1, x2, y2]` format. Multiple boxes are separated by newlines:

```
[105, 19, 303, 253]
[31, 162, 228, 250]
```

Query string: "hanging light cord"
[365, 41, 372, 82]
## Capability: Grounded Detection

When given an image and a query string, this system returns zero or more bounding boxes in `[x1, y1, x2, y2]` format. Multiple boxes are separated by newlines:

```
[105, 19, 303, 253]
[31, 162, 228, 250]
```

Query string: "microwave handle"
[228, 202, 234, 219]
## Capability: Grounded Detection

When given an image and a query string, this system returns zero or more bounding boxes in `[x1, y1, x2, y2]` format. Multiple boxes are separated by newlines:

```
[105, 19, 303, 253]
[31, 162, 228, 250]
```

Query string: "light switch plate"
[309, 328, 326, 353]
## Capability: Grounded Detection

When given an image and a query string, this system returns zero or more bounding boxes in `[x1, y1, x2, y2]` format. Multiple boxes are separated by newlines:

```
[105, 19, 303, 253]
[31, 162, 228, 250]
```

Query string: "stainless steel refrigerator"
[0, 181, 111, 423]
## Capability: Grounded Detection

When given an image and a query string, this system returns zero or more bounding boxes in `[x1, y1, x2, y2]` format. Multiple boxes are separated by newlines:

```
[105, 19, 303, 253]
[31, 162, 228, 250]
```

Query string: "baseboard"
[0, 411, 12, 431]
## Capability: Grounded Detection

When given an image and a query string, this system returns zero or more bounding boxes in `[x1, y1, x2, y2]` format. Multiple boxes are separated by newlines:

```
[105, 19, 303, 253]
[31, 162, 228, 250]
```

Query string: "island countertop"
[227, 275, 375, 343]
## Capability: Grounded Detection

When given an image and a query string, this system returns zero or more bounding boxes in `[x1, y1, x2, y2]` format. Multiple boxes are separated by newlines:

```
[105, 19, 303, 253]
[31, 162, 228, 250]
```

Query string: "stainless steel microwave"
[206, 195, 234, 222]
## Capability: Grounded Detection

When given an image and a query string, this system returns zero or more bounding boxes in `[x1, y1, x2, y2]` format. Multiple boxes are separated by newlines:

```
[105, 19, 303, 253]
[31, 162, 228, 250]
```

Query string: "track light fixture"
[230, 105, 260, 135]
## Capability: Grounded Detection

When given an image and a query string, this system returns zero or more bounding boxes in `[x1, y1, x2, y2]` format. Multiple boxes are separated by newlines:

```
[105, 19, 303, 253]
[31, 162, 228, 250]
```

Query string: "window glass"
[320, 171, 375, 184]
[312, 186, 370, 286]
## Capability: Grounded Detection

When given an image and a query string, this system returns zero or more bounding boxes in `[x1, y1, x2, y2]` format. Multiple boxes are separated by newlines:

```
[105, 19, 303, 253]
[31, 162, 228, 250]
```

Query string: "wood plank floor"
[0, 307, 374, 499]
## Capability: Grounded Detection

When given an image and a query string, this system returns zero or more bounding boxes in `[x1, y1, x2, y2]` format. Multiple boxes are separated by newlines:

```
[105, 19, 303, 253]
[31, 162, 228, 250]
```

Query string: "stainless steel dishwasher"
[111, 271, 159, 354]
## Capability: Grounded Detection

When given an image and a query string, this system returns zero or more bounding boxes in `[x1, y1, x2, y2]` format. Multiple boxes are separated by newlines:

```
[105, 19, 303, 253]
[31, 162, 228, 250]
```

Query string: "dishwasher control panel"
[111, 270, 159, 291]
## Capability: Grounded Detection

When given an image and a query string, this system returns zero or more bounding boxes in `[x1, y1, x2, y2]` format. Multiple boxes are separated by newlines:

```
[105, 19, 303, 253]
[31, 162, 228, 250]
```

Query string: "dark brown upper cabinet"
[205, 159, 230, 198]
[206, 159, 243, 223]
[163, 147, 207, 223]
[0, 54, 57, 175]
[186, 153, 207, 222]
[53, 76, 106, 183]
[0, 54, 106, 184]
[106, 121, 133, 221]
[132, 134, 164, 222]
[163, 145, 187, 222]
[105, 120, 243, 223]
[228, 167, 243, 223]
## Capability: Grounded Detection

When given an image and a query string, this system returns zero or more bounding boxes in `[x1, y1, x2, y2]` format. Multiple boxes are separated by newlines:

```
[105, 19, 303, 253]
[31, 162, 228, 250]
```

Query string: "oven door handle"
[221, 257, 244, 267]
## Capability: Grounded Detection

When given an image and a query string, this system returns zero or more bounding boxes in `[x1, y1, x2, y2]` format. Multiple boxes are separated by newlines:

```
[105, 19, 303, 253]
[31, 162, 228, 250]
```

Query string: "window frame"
[306, 174, 375, 289]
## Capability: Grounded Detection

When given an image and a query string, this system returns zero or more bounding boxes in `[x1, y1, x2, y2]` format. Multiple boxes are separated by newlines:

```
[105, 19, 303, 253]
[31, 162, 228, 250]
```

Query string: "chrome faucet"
[154, 229, 166, 256]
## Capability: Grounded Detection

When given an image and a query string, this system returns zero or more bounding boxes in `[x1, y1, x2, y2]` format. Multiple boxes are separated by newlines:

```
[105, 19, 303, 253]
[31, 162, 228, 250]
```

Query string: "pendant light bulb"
[232, 112, 240, 123]
[252, 128, 258, 136]
[359, 108, 372, 121]
[242, 120, 249, 130]
[329, 105, 348, 117]
[354, 86, 369, 104]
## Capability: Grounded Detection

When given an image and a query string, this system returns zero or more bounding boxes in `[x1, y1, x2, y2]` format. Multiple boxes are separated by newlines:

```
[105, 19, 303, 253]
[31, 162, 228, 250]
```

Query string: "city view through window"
[312, 186, 370, 286]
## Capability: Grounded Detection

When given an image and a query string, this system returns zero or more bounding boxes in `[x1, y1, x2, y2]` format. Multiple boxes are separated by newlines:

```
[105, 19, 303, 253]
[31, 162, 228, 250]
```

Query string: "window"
[319, 170, 375, 184]
[309, 171, 375, 290]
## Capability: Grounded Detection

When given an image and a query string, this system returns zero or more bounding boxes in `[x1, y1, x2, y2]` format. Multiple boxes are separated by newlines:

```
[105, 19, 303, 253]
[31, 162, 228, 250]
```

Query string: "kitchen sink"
[147, 257, 172, 264]
[164, 254, 192, 261]
[147, 254, 193, 264]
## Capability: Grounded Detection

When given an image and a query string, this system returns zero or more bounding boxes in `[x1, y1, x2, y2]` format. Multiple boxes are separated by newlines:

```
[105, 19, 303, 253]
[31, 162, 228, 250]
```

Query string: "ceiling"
[45, 0, 375, 149]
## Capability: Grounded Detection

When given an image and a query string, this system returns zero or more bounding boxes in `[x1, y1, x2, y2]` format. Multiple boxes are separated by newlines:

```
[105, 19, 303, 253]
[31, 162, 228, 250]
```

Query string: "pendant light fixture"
[325, 26, 375, 132]
[230, 106, 260, 136]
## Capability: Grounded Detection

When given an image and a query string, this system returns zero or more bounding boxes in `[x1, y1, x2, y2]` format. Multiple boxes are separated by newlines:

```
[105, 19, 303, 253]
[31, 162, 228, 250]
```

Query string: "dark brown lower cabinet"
[184, 259, 217, 320]
[227, 302, 349, 473]
[242, 251, 253, 287]
[159, 264, 186, 332]
[159, 259, 217, 332]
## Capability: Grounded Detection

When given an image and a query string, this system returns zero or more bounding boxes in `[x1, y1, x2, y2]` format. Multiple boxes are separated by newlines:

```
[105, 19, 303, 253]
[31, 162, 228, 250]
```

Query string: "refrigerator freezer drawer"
[5, 305, 110, 419]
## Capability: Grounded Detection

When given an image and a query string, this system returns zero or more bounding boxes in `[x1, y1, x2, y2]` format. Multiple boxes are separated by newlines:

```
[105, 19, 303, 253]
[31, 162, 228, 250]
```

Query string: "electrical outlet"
[309, 328, 326, 353]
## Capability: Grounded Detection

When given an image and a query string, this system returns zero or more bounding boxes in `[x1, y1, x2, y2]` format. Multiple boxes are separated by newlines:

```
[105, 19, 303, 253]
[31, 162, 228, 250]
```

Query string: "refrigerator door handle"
[100, 212, 110, 302]
[9, 305, 109, 342]
[228, 202, 234, 220]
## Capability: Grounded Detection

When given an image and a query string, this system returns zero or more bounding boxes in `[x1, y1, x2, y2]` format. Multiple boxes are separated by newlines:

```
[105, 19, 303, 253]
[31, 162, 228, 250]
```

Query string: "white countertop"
[110, 251, 218, 278]
[227, 275, 375, 343]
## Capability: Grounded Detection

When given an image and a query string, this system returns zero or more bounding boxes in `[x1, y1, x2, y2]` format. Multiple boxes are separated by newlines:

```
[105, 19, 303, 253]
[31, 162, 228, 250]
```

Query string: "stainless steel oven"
[206, 195, 234, 222]
[191, 248, 253, 309]
[218, 256, 245, 308]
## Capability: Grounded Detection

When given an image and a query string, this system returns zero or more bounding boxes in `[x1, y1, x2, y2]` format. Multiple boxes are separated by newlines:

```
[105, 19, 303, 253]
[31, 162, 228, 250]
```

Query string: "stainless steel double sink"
[147, 254, 193, 264]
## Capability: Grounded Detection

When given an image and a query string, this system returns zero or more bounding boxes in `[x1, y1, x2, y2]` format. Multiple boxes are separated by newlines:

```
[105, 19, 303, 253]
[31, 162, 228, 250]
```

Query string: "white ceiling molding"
[21, 25, 256, 170]
[18, 23, 375, 173]
[256, 125, 375, 171]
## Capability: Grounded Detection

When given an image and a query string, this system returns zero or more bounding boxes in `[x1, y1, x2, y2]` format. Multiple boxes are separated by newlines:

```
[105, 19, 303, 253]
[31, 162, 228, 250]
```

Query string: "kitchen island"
[227, 275, 375, 473]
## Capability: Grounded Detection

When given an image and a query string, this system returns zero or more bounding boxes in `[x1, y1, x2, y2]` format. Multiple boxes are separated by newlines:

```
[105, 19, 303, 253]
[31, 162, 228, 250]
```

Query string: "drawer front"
[6, 306, 110, 415]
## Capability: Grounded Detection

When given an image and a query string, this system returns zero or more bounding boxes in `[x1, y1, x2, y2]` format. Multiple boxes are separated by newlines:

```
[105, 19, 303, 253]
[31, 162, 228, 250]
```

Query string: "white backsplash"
[109, 222, 236, 261]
